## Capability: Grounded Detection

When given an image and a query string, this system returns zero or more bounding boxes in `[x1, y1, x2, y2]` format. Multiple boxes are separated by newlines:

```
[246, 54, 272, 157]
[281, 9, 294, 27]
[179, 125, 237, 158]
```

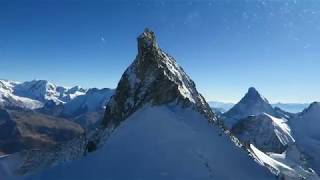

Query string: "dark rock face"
[0, 109, 22, 154]
[102, 28, 216, 129]
[231, 114, 289, 153]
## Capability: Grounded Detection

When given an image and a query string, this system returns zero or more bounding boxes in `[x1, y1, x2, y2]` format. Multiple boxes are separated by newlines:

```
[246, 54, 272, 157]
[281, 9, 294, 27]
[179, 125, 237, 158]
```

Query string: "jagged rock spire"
[137, 28, 159, 55]
[102, 29, 216, 129]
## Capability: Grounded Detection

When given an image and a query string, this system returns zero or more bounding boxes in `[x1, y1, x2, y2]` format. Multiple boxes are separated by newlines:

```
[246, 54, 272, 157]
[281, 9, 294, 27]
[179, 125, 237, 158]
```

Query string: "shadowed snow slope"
[291, 102, 320, 174]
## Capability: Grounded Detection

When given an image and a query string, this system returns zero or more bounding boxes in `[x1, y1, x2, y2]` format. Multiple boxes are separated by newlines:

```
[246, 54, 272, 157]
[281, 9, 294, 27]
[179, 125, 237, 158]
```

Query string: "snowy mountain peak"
[223, 87, 274, 127]
[102, 29, 215, 128]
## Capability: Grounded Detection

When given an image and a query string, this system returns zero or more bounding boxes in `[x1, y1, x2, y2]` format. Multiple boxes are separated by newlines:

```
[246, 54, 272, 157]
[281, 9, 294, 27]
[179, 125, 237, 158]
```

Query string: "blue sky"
[0, 0, 320, 103]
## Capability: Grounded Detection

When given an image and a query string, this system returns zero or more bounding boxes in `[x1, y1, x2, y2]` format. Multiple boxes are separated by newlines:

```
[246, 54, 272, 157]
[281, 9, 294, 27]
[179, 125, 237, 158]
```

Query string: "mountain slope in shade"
[0, 108, 84, 155]
[223, 87, 275, 128]
[291, 102, 320, 175]
[231, 113, 295, 153]
[4, 29, 277, 180]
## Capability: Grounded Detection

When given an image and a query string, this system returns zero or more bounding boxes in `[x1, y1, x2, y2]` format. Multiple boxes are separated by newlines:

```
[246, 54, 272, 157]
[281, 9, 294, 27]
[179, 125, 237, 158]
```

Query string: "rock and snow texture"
[291, 102, 320, 175]
[231, 113, 295, 153]
[223, 87, 275, 128]
[102, 28, 216, 129]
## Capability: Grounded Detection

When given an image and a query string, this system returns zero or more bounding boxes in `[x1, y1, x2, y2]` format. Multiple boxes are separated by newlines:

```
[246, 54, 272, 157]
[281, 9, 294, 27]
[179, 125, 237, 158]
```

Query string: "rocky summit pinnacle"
[137, 28, 159, 55]
[102, 29, 216, 129]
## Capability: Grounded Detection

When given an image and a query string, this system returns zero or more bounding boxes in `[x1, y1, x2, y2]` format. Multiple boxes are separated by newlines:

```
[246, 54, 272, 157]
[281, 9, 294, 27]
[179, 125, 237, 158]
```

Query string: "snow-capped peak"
[0, 79, 87, 110]
[13, 80, 87, 104]
[102, 28, 215, 128]
[223, 87, 275, 127]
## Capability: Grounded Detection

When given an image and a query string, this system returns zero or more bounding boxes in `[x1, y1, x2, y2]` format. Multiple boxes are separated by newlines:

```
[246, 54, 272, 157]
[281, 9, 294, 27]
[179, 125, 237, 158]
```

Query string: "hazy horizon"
[1, 0, 320, 103]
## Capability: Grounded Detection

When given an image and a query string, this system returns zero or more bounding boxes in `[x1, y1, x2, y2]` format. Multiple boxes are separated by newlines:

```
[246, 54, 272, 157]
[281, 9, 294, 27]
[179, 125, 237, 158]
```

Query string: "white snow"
[290, 102, 320, 175]
[18, 105, 274, 180]
[265, 113, 295, 145]
[250, 144, 319, 179]
[0, 79, 87, 110]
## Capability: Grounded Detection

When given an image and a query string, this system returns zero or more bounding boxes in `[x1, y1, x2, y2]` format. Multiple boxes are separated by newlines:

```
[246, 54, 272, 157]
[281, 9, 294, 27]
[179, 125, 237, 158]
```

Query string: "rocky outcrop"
[102, 28, 216, 129]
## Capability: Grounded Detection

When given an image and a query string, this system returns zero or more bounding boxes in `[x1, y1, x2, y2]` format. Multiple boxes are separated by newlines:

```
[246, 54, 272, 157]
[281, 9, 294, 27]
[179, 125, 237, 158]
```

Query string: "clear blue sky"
[0, 0, 320, 103]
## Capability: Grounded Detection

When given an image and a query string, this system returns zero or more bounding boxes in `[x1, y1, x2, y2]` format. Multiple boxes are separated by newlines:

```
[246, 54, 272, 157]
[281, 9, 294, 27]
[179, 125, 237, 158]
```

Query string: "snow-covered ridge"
[13, 80, 87, 104]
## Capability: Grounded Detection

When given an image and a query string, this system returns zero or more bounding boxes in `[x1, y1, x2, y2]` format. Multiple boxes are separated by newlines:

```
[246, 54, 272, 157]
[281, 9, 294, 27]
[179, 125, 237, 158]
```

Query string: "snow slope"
[250, 144, 318, 179]
[22, 105, 274, 180]
[291, 102, 320, 174]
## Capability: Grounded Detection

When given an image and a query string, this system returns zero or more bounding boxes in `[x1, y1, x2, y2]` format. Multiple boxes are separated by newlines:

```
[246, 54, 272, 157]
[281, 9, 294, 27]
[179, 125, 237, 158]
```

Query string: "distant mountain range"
[209, 101, 309, 113]
[0, 79, 114, 155]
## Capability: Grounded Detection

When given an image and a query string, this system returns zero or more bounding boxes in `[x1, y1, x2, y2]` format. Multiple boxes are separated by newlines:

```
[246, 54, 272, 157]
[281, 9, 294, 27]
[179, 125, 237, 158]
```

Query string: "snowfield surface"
[291, 102, 320, 175]
[265, 113, 295, 146]
[21, 106, 274, 180]
[250, 144, 319, 180]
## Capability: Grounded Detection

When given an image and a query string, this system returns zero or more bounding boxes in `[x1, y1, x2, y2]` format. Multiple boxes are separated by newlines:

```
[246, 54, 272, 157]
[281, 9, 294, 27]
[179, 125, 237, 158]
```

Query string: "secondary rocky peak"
[137, 28, 158, 55]
[223, 87, 274, 127]
[245, 87, 268, 103]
